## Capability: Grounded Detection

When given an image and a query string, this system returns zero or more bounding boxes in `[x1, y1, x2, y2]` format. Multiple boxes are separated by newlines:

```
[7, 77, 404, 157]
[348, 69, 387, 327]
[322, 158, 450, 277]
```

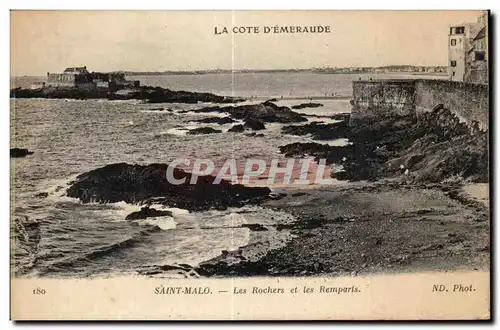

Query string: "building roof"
[64, 66, 88, 73]
[473, 27, 486, 41]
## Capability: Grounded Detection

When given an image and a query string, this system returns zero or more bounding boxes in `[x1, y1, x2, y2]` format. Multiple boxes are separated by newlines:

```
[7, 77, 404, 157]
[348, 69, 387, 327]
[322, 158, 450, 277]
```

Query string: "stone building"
[464, 12, 488, 84]
[46, 66, 140, 91]
[47, 66, 94, 89]
[448, 11, 488, 84]
[447, 23, 480, 82]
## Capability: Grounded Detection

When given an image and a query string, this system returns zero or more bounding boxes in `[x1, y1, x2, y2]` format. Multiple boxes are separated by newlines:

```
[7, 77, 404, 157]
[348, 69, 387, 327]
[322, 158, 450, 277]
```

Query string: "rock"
[35, 192, 49, 198]
[269, 192, 287, 200]
[10, 148, 34, 158]
[186, 127, 222, 135]
[245, 133, 264, 137]
[342, 109, 485, 183]
[244, 118, 266, 130]
[160, 264, 192, 272]
[241, 223, 269, 231]
[228, 124, 245, 133]
[331, 171, 349, 181]
[291, 102, 323, 109]
[143, 86, 243, 104]
[433, 104, 445, 111]
[192, 101, 307, 123]
[282, 121, 349, 140]
[66, 163, 271, 212]
[279, 142, 352, 165]
[10, 85, 245, 104]
[330, 113, 351, 121]
[192, 117, 235, 125]
[125, 206, 173, 220]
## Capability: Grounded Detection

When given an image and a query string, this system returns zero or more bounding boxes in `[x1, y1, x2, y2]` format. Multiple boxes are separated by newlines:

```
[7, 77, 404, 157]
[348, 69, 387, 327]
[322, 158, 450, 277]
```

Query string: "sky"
[10, 10, 483, 75]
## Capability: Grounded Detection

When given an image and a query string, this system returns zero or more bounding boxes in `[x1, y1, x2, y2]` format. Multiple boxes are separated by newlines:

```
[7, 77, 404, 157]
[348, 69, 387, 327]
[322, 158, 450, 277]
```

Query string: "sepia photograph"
[9, 9, 491, 320]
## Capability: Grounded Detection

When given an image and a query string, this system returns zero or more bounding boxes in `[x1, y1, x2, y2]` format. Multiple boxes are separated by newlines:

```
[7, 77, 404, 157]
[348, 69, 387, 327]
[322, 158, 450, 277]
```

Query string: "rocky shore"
[62, 102, 489, 279]
[281, 106, 488, 183]
[127, 104, 489, 278]
[10, 85, 244, 104]
[193, 181, 489, 277]
[190, 100, 308, 123]
[282, 120, 350, 140]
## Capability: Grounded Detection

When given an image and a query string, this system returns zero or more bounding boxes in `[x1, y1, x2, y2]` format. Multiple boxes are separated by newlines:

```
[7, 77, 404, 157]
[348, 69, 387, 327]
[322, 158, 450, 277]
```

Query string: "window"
[450, 26, 465, 35]
[452, 72, 455, 76]
[475, 52, 486, 61]
[450, 39, 456, 46]
[450, 60, 457, 67]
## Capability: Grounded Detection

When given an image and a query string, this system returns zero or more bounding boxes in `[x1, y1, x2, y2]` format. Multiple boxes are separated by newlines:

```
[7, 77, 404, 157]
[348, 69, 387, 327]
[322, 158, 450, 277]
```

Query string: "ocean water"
[12, 71, 447, 98]
[11, 72, 445, 278]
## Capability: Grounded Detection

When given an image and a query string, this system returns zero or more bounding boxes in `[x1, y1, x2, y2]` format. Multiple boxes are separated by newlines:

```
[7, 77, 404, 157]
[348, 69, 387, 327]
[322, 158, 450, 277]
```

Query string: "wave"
[142, 217, 177, 230]
[140, 108, 174, 114]
[93, 99, 144, 105]
[173, 110, 230, 118]
[40, 226, 161, 274]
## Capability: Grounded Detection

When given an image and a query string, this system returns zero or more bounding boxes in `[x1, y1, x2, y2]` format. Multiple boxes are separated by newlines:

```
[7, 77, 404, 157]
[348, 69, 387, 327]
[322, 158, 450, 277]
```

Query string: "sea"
[11, 72, 447, 278]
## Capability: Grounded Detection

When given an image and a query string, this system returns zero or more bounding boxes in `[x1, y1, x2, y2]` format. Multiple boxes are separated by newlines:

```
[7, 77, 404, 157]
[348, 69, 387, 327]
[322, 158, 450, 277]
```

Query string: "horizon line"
[13, 64, 448, 77]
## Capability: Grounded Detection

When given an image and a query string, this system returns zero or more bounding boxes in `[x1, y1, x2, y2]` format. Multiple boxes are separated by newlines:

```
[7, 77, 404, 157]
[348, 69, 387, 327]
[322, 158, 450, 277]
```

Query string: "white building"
[448, 23, 479, 82]
[448, 11, 488, 83]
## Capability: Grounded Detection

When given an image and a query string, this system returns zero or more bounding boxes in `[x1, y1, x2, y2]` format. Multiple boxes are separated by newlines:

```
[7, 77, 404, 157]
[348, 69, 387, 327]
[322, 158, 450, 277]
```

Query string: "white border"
[2, 1, 498, 328]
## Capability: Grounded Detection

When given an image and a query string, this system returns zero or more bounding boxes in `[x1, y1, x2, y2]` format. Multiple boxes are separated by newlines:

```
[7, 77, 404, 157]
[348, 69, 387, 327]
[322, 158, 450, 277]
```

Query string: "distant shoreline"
[12, 71, 448, 79]
[251, 96, 352, 101]
[124, 70, 448, 77]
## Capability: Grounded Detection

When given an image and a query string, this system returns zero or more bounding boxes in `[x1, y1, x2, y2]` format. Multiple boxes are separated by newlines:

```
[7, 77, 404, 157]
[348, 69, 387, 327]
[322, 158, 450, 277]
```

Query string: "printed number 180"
[32, 288, 46, 295]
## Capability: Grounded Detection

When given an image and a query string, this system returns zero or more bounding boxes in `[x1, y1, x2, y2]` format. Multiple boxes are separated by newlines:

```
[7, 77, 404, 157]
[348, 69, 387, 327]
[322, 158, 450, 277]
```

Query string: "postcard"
[10, 10, 490, 320]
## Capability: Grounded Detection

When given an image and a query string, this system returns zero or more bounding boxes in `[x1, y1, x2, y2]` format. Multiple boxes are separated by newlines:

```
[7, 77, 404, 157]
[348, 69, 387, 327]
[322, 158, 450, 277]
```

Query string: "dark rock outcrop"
[279, 106, 488, 183]
[330, 113, 351, 121]
[279, 142, 352, 165]
[35, 192, 49, 198]
[10, 148, 34, 158]
[10, 87, 109, 100]
[291, 102, 323, 109]
[241, 223, 269, 231]
[228, 124, 245, 133]
[243, 118, 266, 130]
[191, 101, 307, 123]
[125, 206, 173, 220]
[191, 117, 236, 125]
[66, 163, 271, 211]
[245, 132, 265, 137]
[282, 121, 349, 140]
[186, 127, 222, 135]
[10, 85, 245, 104]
